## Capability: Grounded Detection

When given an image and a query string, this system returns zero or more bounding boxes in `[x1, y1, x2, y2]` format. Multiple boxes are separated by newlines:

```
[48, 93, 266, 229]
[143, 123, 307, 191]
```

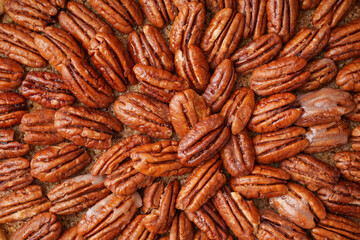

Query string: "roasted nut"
[143, 181, 164, 214]
[253, 126, 309, 164]
[280, 154, 340, 191]
[54, 106, 123, 149]
[334, 151, 360, 183]
[30, 142, 90, 182]
[49, 0, 65, 7]
[178, 114, 230, 167]
[336, 58, 360, 92]
[346, 93, 360, 122]
[0, 129, 29, 160]
[352, 125, 360, 151]
[58, 226, 82, 240]
[250, 56, 310, 96]
[119, 215, 158, 240]
[193, 231, 209, 240]
[172, 0, 205, 9]
[139, 0, 178, 29]
[0, 185, 51, 224]
[169, 212, 194, 240]
[300, 0, 320, 9]
[0, 57, 24, 92]
[176, 156, 226, 212]
[10, 212, 61, 240]
[202, 59, 236, 113]
[269, 182, 326, 229]
[237, 0, 267, 39]
[0, 158, 33, 192]
[114, 92, 173, 139]
[0, 92, 27, 128]
[206, 0, 237, 13]
[48, 174, 111, 215]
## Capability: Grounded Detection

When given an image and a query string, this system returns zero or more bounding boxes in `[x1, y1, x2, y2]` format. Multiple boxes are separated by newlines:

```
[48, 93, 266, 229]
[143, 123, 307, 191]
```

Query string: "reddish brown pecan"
[237, 0, 267, 39]
[352, 125, 360, 151]
[49, 0, 65, 7]
[139, 0, 178, 29]
[300, 0, 320, 9]
[58, 226, 82, 240]
[0, 57, 23, 92]
[170, 212, 194, 240]
[346, 93, 360, 122]
[0, 157, 33, 191]
[31, 142, 90, 182]
[0, 129, 29, 160]
[172, 0, 205, 9]
[0, 92, 27, 128]
[143, 181, 164, 214]
[206, 0, 237, 13]
[119, 215, 158, 240]
[336, 58, 360, 92]
[334, 151, 360, 183]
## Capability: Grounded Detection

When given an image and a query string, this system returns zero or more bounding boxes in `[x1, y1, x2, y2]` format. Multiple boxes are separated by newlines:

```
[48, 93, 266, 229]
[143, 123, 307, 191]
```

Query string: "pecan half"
[48, 174, 111, 215]
[89, 0, 143, 33]
[119, 215, 158, 240]
[139, 0, 178, 29]
[10, 212, 61, 240]
[0, 92, 27, 128]
[0, 129, 29, 159]
[230, 33, 282, 75]
[58, 226, 82, 240]
[238, 0, 267, 39]
[253, 126, 309, 164]
[352, 125, 360, 151]
[206, 0, 237, 13]
[250, 56, 310, 96]
[178, 114, 230, 166]
[128, 25, 174, 72]
[334, 151, 360, 183]
[114, 92, 172, 139]
[169, 212, 194, 240]
[0, 185, 51, 223]
[176, 156, 226, 212]
[248, 93, 302, 133]
[54, 106, 122, 149]
[269, 182, 326, 229]
[300, 0, 320, 9]
[230, 165, 290, 199]
[0, 157, 33, 191]
[0, 57, 23, 92]
[143, 181, 164, 214]
[346, 93, 360, 122]
[336, 58, 360, 92]
[30, 142, 90, 182]
[172, 0, 205, 9]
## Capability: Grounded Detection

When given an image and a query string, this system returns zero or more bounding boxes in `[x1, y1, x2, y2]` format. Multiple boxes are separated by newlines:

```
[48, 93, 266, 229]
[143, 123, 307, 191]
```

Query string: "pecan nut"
[334, 151, 360, 183]
[0, 129, 29, 160]
[0, 57, 24, 92]
[206, 0, 237, 13]
[352, 125, 360, 151]
[172, 0, 205, 9]
[119, 215, 158, 240]
[346, 92, 360, 122]
[300, 0, 320, 9]
[336, 58, 360, 92]
[238, 0, 267, 39]
[139, 0, 178, 29]
[143, 181, 164, 214]
[0, 92, 27, 128]
[0, 157, 33, 191]
[58, 226, 82, 240]
[169, 212, 194, 240]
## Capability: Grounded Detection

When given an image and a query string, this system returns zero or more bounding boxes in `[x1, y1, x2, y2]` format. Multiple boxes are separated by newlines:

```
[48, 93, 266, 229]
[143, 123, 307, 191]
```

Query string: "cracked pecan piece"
[334, 151, 360, 183]
[139, 0, 177, 29]
[336, 58, 360, 92]
[30, 142, 90, 182]
[119, 215, 158, 240]
[170, 212, 194, 240]
[58, 226, 82, 240]
[0, 157, 33, 192]
[238, 0, 267, 39]
[352, 125, 360, 151]
[114, 92, 172, 139]
[0, 57, 23, 92]
[0, 92, 27, 128]
[0, 129, 29, 159]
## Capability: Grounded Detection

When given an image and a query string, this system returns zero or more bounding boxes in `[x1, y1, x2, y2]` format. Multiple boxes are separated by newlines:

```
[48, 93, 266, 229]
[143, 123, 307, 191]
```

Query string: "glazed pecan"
[170, 89, 211, 138]
[230, 165, 290, 199]
[352, 125, 360, 151]
[346, 93, 360, 122]
[49, 0, 65, 7]
[133, 64, 189, 103]
[30, 142, 90, 182]
[169, 2, 205, 53]
[89, 0, 143, 34]
[238, 0, 267, 39]
[169, 212, 194, 240]
[78, 193, 142, 240]
[0, 92, 27, 128]
[0, 57, 23, 92]
[253, 126, 309, 164]
[270, 182, 326, 229]
[92, 134, 150, 175]
[54, 106, 123, 149]
[266, 0, 298, 42]
[0, 185, 51, 223]
[250, 56, 310, 96]
[298, 58, 337, 91]
[128, 25, 174, 72]
[0, 157, 33, 191]
[176, 156, 226, 212]
[336, 58, 360, 92]
[48, 174, 111, 215]
[0, 23, 46, 67]
[119, 215, 158, 240]
[312, 0, 355, 29]
[248, 93, 302, 133]
[280, 154, 340, 191]
[172, 0, 205, 9]
[0, 129, 29, 159]
[58, 226, 82, 240]
[114, 92, 172, 139]
[200, 8, 244, 69]
[139, 0, 177, 28]
[202, 59, 236, 112]
[10, 212, 61, 240]
[220, 87, 255, 135]
[21, 71, 75, 109]
[230, 33, 282, 75]
[279, 26, 331, 60]
[334, 151, 360, 183]
[178, 114, 230, 166]
[143, 181, 164, 213]
[206, 0, 237, 13]
[300, 0, 320, 9]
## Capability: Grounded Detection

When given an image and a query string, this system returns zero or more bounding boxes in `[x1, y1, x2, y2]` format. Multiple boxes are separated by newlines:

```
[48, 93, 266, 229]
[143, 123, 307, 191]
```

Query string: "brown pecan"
[230, 165, 290, 199]
[30, 142, 90, 182]
[346, 93, 360, 122]
[248, 93, 302, 133]
[298, 58, 337, 91]
[170, 212, 194, 240]
[334, 151, 360, 183]
[336, 58, 360, 92]
[0, 92, 27, 128]
[133, 64, 189, 103]
[58, 1, 113, 50]
[10, 212, 61, 240]
[200, 8, 244, 69]
[230, 33, 282, 75]
[269, 182, 326, 229]
[143, 181, 164, 213]
[172, 0, 205, 9]
[0, 23, 46, 67]
[253, 126, 309, 164]
[169, 2, 205, 53]
[194, 231, 209, 240]
[206, 0, 237, 13]
[300, 0, 320, 9]
[266, 0, 298, 42]
[49, 0, 65, 7]
[202, 59, 236, 113]
[178, 114, 230, 166]
[0, 129, 29, 160]
[237, 0, 267, 39]
[0, 185, 51, 223]
[304, 120, 350, 153]
[119, 215, 158, 240]
[0, 57, 23, 92]
[48, 174, 110, 215]
[220, 87, 255, 135]
[279, 26, 331, 60]
[325, 19, 360, 61]
[0, 157, 33, 192]
[139, 0, 177, 29]
[128, 25, 174, 72]
[54, 106, 122, 149]
[250, 56, 310, 96]
[352, 125, 360, 151]
[89, 0, 144, 34]
[78, 193, 142, 240]
[170, 89, 211, 138]
[176, 156, 226, 212]
[58, 226, 82, 240]
[114, 92, 172, 139]
[280, 154, 340, 191]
